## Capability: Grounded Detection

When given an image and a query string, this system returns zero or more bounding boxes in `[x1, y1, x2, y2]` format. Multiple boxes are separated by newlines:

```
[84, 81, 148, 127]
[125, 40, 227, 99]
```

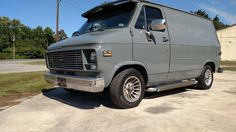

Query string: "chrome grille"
[47, 50, 83, 70]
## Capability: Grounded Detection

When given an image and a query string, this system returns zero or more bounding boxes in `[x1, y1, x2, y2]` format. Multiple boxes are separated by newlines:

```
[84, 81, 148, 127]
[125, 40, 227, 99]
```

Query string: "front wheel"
[110, 68, 145, 109]
[196, 65, 214, 90]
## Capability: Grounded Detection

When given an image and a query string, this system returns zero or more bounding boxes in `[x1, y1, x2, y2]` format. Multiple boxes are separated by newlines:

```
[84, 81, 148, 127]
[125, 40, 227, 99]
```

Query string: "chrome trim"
[45, 72, 105, 93]
[205, 69, 213, 86]
[47, 50, 83, 71]
[123, 76, 142, 102]
[150, 19, 166, 31]
[146, 80, 198, 92]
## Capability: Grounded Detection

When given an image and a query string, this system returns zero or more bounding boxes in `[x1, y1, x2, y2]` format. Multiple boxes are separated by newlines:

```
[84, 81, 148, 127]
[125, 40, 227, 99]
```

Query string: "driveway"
[0, 59, 47, 73]
[0, 72, 236, 132]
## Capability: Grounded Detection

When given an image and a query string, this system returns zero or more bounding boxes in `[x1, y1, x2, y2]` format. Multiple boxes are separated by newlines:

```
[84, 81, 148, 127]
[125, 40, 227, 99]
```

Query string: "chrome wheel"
[205, 69, 212, 86]
[123, 76, 142, 102]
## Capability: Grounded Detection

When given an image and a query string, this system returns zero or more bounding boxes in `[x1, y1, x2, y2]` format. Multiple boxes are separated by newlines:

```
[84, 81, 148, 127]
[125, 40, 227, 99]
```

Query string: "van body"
[45, 0, 221, 108]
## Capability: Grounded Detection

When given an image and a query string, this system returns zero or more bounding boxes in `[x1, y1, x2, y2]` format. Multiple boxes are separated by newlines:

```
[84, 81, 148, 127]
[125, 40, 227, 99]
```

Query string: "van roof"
[82, 0, 136, 18]
[82, 0, 212, 22]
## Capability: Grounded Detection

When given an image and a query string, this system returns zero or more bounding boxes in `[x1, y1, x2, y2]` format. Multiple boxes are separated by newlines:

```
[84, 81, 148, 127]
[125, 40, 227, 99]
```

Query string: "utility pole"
[56, 0, 61, 38]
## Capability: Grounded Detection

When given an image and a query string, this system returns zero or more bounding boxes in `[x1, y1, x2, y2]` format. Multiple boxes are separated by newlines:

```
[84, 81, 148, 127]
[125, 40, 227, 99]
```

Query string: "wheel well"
[205, 62, 216, 72]
[113, 65, 148, 84]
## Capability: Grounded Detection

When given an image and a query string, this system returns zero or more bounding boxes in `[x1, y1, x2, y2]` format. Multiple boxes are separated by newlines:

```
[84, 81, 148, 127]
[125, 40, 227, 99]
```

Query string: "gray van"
[45, 0, 221, 108]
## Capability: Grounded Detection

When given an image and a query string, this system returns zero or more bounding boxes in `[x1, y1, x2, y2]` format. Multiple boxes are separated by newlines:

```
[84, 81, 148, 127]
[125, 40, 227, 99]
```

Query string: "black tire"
[110, 68, 145, 109]
[196, 65, 214, 90]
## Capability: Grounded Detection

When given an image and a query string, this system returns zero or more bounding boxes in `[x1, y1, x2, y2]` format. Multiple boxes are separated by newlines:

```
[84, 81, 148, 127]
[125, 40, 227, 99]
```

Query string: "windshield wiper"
[97, 28, 105, 32]
[72, 31, 80, 37]
[88, 26, 105, 32]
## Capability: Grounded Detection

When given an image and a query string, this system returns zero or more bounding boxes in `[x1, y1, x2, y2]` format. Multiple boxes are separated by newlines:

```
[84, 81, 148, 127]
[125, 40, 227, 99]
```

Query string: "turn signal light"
[103, 50, 112, 57]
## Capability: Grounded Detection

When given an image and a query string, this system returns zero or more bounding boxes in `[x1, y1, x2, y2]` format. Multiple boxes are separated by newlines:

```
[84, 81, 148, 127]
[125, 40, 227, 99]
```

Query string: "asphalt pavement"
[0, 59, 47, 73]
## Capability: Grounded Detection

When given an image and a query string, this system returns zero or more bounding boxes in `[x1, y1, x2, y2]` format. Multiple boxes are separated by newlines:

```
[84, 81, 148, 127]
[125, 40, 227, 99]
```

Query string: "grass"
[222, 67, 236, 71]
[23, 60, 46, 65]
[220, 61, 236, 71]
[220, 61, 236, 66]
[0, 72, 53, 107]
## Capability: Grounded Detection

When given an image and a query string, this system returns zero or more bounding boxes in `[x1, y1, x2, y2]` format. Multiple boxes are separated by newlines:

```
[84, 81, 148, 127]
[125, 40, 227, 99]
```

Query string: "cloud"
[200, 4, 236, 24]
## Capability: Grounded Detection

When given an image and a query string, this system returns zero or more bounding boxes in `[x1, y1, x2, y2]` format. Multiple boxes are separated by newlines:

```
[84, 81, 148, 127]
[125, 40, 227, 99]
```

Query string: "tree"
[32, 26, 46, 49]
[0, 17, 10, 51]
[191, 9, 210, 19]
[57, 29, 67, 41]
[213, 15, 227, 30]
[20, 26, 32, 40]
[0, 17, 57, 59]
[191, 9, 229, 30]
[44, 27, 55, 47]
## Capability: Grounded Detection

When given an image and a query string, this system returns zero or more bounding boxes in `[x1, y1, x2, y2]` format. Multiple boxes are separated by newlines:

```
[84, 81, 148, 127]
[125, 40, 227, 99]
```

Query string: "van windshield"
[78, 2, 136, 34]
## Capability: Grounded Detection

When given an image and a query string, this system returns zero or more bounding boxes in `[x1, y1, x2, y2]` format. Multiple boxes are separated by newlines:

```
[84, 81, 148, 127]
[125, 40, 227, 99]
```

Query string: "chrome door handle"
[162, 37, 169, 42]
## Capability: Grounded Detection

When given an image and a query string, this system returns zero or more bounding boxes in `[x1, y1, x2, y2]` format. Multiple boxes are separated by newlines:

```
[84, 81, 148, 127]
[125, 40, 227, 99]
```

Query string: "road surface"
[0, 59, 47, 73]
[0, 72, 236, 132]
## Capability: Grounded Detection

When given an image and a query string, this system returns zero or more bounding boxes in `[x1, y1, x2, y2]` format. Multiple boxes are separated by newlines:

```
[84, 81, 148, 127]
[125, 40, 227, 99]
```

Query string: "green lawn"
[23, 60, 46, 65]
[222, 67, 236, 71]
[221, 61, 236, 66]
[0, 72, 53, 106]
[221, 61, 236, 71]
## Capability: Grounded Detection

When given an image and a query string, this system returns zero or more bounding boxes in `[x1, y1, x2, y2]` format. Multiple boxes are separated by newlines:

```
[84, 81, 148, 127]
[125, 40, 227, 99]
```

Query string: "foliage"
[191, 9, 210, 19]
[212, 15, 228, 30]
[221, 61, 236, 66]
[0, 16, 67, 59]
[220, 61, 236, 71]
[56, 29, 68, 41]
[191, 9, 229, 30]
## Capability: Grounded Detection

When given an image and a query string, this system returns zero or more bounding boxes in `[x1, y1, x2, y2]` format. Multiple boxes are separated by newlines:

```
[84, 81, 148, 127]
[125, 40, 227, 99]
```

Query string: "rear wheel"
[110, 68, 145, 109]
[196, 65, 214, 90]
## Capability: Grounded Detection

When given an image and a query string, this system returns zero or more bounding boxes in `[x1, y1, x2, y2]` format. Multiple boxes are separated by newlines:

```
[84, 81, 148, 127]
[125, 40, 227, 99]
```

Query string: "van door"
[132, 5, 170, 85]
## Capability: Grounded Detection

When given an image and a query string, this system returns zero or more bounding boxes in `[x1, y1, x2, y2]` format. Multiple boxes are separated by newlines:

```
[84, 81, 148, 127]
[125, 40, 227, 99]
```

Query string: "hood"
[47, 33, 98, 51]
[47, 28, 130, 51]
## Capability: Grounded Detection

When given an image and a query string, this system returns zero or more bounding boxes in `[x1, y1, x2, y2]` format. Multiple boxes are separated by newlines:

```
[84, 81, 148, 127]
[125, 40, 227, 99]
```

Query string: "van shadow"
[42, 87, 192, 110]
[42, 88, 118, 109]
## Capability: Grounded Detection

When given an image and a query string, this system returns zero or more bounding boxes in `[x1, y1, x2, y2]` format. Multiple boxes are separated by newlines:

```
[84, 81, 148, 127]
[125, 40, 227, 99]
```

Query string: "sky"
[1, 0, 236, 36]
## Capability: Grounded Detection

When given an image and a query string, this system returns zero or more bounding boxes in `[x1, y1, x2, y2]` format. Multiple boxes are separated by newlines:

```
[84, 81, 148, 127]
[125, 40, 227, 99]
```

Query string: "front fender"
[101, 61, 148, 88]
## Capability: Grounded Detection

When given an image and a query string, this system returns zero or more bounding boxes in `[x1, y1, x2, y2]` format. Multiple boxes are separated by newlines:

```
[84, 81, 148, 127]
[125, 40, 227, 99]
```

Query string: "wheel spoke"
[204, 69, 212, 86]
[123, 76, 142, 102]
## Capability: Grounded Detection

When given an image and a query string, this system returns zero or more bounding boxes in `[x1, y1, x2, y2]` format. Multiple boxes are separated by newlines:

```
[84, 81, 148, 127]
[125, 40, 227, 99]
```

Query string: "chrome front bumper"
[45, 72, 105, 93]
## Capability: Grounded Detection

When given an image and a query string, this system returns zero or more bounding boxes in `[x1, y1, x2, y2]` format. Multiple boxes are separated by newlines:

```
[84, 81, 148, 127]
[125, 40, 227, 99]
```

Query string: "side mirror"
[150, 19, 166, 31]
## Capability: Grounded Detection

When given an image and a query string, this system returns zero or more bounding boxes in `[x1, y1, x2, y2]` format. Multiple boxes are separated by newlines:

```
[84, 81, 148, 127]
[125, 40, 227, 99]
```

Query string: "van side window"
[145, 6, 163, 30]
[135, 6, 164, 31]
[135, 8, 145, 29]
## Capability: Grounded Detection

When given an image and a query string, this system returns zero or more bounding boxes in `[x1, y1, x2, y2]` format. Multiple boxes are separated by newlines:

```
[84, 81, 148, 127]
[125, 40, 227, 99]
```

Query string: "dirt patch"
[0, 93, 37, 109]
[223, 88, 236, 95]
[145, 104, 176, 114]
[215, 78, 236, 82]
